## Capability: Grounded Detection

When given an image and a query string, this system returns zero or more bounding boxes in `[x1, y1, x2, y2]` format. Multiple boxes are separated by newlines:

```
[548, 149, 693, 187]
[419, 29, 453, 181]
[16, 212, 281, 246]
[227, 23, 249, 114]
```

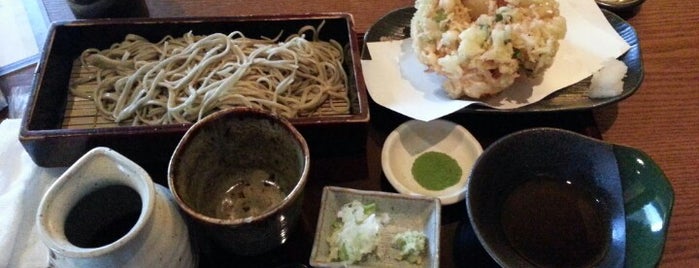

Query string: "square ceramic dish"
[310, 186, 440, 268]
[19, 14, 369, 170]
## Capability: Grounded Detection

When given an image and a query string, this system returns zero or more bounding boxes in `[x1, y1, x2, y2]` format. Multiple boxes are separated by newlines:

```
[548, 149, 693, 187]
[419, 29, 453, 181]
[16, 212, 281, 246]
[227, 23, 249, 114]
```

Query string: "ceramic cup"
[66, 0, 149, 19]
[36, 147, 195, 268]
[168, 108, 310, 256]
[466, 128, 627, 268]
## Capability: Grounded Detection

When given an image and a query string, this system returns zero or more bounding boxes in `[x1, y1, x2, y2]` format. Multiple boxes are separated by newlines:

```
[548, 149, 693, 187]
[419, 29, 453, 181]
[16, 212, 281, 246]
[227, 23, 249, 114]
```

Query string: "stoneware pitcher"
[36, 147, 195, 268]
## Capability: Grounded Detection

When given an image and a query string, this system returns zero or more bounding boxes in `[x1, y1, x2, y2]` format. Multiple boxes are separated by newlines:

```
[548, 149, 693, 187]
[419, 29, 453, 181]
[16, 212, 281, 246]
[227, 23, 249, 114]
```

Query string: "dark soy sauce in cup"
[64, 184, 142, 248]
[501, 177, 610, 267]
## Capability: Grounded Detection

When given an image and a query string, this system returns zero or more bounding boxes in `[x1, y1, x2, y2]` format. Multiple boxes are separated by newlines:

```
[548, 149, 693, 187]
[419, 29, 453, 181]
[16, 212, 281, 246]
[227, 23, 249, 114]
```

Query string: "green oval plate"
[614, 145, 674, 267]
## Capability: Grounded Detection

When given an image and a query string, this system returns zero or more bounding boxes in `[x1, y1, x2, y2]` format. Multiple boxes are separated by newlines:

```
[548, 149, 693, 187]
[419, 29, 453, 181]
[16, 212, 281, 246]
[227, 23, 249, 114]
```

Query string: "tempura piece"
[411, 0, 567, 99]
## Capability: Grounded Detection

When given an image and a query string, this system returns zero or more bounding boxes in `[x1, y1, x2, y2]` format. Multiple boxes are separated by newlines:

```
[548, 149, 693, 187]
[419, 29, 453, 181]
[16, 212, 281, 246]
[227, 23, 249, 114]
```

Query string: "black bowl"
[466, 128, 627, 267]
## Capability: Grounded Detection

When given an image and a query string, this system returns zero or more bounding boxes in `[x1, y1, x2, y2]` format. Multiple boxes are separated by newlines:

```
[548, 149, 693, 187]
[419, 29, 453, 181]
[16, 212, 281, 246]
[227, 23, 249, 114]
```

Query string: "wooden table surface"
[1, 0, 697, 266]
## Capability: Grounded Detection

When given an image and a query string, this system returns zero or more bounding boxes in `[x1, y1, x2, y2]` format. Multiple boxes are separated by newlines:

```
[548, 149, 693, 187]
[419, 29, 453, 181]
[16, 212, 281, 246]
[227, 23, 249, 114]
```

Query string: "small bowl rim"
[167, 107, 311, 225]
[595, 0, 646, 11]
[381, 119, 483, 205]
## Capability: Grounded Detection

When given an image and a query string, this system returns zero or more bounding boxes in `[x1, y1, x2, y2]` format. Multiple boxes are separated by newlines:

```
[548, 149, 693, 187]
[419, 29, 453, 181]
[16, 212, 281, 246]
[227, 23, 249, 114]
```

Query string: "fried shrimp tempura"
[410, 0, 566, 99]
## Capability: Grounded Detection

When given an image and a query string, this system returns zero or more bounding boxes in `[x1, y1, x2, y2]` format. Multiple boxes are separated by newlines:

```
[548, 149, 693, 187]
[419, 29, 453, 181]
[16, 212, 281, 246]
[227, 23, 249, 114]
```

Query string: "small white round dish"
[381, 119, 483, 205]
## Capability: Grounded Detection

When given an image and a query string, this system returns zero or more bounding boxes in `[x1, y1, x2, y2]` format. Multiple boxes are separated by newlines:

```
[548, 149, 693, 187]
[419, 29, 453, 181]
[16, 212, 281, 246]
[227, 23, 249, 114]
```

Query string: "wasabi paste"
[411, 151, 462, 191]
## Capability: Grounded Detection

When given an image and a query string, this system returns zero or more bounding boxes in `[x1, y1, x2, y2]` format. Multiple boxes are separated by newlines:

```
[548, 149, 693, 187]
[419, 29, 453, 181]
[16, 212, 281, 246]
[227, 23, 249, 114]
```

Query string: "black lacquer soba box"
[20, 14, 369, 177]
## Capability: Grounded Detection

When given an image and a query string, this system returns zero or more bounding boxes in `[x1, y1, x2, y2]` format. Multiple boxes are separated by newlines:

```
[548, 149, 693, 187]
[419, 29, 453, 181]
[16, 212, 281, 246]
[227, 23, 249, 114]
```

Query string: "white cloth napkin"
[0, 119, 67, 268]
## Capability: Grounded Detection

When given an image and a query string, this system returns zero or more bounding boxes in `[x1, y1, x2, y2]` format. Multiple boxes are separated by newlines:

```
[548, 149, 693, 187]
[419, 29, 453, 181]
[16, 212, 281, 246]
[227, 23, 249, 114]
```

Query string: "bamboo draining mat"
[62, 61, 352, 129]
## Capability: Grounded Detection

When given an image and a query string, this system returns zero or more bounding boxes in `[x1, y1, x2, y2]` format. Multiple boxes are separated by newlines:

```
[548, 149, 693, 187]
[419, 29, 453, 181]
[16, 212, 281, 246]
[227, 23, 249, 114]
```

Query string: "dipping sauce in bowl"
[467, 128, 626, 268]
[500, 175, 610, 267]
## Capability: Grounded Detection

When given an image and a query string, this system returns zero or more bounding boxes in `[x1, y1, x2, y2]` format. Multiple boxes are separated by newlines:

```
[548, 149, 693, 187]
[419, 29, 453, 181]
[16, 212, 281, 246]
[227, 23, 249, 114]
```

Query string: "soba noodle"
[69, 23, 350, 125]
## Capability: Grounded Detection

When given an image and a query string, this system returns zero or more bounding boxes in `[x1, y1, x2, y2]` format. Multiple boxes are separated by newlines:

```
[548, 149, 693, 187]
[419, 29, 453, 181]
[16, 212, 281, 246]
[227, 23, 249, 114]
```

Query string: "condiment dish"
[310, 186, 440, 267]
[596, 0, 646, 14]
[381, 119, 483, 205]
